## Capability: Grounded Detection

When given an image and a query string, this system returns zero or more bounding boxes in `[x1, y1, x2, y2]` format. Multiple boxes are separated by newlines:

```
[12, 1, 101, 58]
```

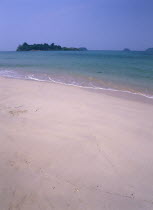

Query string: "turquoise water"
[0, 50, 153, 98]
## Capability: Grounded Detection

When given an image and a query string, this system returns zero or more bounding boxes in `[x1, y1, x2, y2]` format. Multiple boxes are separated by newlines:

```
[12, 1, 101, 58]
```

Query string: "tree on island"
[16, 42, 87, 51]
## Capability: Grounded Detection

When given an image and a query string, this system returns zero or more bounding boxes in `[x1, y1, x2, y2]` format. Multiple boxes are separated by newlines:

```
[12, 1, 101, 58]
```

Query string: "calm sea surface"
[0, 50, 153, 98]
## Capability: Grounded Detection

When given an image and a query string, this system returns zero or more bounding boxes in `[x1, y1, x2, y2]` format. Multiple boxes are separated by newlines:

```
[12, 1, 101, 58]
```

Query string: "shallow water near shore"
[0, 50, 153, 99]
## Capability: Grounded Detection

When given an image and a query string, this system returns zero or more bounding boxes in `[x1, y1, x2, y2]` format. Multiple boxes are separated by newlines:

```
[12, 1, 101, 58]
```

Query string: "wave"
[27, 75, 47, 82]
[0, 70, 153, 99]
[27, 75, 153, 99]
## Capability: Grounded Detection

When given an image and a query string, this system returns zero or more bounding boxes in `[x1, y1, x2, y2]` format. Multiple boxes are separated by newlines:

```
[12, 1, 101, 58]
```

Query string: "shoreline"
[0, 76, 153, 209]
[1, 75, 153, 105]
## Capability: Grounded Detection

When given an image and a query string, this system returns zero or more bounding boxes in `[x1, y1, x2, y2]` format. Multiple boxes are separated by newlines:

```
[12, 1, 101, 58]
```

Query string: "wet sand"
[0, 77, 153, 210]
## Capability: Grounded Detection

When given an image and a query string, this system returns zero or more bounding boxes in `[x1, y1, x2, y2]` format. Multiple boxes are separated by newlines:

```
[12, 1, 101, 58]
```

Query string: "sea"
[0, 50, 153, 99]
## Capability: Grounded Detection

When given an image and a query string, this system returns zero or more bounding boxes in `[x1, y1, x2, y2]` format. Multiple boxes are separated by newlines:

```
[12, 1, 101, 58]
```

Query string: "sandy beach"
[0, 77, 153, 210]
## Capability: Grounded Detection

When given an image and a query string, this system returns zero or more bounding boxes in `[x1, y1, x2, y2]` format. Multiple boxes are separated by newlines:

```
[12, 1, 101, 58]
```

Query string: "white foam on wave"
[0, 69, 22, 79]
[1, 72, 153, 100]
[48, 77, 153, 99]
[0, 70, 14, 76]
[27, 75, 46, 82]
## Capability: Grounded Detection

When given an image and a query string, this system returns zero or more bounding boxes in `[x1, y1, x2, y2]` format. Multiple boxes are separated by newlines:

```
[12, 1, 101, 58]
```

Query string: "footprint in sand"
[9, 109, 28, 116]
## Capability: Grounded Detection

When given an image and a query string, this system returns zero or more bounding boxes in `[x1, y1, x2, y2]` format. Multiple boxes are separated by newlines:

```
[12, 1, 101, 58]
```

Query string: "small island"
[17, 42, 87, 51]
[123, 48, 131, 52]
[145, 48, 153, 52]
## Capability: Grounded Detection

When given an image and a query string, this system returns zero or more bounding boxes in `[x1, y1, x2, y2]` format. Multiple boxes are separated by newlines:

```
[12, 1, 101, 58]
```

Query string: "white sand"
[0, 77, 153, 210]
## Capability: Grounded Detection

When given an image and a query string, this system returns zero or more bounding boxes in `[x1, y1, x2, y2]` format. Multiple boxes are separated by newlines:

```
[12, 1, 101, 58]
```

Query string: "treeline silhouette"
[17, 42, 87, 51]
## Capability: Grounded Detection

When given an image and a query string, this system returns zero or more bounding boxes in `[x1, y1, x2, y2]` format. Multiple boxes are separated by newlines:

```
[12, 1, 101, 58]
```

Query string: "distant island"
[123, 48, 131, 52]
[145, 48, 153, 52]
[17, 42, 88, 51]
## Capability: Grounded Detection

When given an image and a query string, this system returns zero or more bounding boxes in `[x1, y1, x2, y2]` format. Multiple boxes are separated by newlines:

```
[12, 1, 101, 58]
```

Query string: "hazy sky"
[0, 0, 153, 51]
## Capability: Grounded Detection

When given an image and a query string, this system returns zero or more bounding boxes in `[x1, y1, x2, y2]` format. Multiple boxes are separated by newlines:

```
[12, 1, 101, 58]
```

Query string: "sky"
[0, 0, 153, 51]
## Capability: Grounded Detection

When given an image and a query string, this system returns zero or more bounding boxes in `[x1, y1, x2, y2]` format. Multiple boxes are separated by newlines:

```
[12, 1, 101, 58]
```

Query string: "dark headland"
[17, 42, 88, 51]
